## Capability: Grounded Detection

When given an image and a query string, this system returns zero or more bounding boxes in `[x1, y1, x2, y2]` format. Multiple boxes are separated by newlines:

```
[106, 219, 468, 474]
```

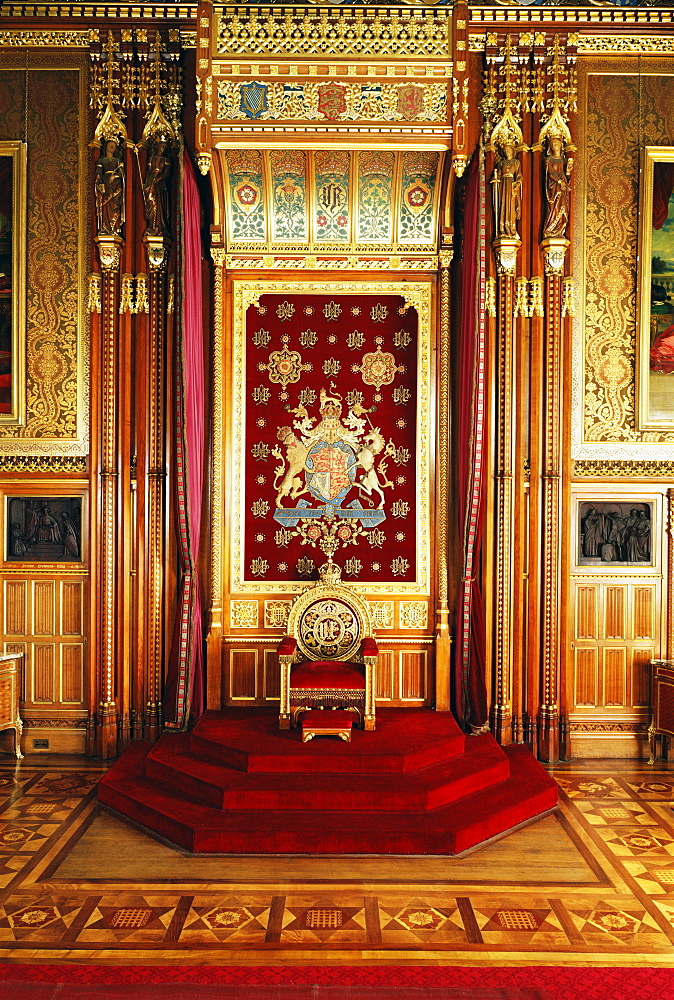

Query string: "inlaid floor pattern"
[0, 756, 673, 965]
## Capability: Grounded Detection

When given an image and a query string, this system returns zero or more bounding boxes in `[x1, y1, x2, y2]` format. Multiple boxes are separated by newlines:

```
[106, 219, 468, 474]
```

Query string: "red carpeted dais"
[98, 708, 557, 855]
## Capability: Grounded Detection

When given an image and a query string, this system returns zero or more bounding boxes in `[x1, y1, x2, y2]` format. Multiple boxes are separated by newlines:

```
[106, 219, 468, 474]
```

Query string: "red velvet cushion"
[290, 661, 366, 690]
[360, 637, 378, 656]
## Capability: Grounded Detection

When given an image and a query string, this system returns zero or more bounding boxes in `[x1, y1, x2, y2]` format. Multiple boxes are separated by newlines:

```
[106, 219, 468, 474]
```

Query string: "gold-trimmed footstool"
[301, 710, 353, 743]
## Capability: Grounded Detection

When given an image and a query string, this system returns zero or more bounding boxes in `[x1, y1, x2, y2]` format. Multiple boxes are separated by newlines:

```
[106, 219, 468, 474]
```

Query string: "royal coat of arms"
[271, 386, 396, 548]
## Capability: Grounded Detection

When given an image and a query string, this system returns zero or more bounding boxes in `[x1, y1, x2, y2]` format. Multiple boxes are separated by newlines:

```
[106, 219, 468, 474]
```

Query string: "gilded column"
[435, 251, 453, 712]
[139, 99, 175, 741]
[536, 36, 575, 763]
[143, 236, 169, 740]
[491, 232, 519, 745]
[206, 248, 226, 701]
[92, 89, 127, 757]
[95, 232, 123, 758]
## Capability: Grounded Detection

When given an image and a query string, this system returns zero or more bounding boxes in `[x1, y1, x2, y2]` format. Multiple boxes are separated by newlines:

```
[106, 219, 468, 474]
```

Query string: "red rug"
[0, 966, 672, 1000]
[98, 708, 557, 855]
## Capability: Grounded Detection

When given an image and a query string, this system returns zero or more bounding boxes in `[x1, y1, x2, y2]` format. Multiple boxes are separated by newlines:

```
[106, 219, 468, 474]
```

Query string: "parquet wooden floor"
[0, 755, 673, 966]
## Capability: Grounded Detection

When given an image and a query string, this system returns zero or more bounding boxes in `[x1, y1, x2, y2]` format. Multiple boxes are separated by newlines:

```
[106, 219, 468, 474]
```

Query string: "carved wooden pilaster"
[435, 253, 453, 712]
[491, 238, 520, 745]
[95, 235, 122, 758]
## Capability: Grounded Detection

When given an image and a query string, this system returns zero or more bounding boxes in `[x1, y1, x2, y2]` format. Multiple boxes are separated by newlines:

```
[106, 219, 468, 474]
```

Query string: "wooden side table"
[0, 653, 23, 759]
[649, 659, 674, 763]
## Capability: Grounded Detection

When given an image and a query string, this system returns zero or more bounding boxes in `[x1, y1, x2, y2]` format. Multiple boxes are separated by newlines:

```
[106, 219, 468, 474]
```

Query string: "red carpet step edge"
[0, 965, 672, 998]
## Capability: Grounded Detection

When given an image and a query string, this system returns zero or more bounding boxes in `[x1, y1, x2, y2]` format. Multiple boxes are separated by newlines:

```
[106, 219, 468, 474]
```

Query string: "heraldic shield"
[278, 560, 378, 731]
[305, 441, 357, 506]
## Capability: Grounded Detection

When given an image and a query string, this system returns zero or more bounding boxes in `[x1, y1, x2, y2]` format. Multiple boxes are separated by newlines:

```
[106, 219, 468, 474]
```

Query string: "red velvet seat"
[278, 560, 377, 731]
[290, 661, 366, 690]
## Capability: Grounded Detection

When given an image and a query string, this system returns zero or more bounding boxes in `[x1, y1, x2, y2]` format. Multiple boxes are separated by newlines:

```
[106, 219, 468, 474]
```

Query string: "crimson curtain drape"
[453, 149, 489, 732]
[164, 150, 206, 729]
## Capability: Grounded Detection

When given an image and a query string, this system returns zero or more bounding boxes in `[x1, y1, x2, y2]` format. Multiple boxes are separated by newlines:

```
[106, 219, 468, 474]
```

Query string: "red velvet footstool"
[301, 710, 353, 743]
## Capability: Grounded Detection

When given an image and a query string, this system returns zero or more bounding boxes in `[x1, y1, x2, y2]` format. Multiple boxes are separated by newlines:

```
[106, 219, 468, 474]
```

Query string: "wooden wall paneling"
[4, 581, 27, 637]
[263, 649, 280, 701]
[632, 647, 654, 707]
[32, 643, 56, 704]
[576, 585, 598, 640]
[633, 586, 655, 640]
[33, 580, 56, 637]
[61, 643, 84, 704]
[605, 585, 627, 641]
[375, 649, 395, 702]
[229, 648, 257, 701]
[603, 647, 627, 707]
[574, 647, 598, 707]
[400, 650, 427, 702]
[61, 581, 83, 636]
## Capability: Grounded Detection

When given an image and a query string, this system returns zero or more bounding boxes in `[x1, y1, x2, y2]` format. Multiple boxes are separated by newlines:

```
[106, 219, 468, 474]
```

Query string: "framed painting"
[0, 142, 27, 424]
[638, 146, 674, 429]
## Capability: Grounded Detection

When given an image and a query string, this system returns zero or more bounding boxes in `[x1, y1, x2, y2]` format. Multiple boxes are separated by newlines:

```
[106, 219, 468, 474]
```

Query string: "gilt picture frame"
[638, 145, 674, 430]
[0, 142, 27, 425]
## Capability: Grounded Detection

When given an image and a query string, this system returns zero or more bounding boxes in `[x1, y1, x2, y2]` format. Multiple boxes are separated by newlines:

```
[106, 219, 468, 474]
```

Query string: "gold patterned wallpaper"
[581, 65, 674, 446]
[0, 57, 88, 456]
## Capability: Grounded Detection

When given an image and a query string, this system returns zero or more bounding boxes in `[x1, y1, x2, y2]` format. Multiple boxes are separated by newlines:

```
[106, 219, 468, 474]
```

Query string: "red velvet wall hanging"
[235, 290, 428, 590]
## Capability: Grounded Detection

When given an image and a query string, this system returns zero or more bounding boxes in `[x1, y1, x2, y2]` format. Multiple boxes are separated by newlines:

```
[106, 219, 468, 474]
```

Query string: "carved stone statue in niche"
[492, 143, 522, 239]
[143, 137, 173, 238]
[95, 138, 125, 236]
[543, 136, 573, 239]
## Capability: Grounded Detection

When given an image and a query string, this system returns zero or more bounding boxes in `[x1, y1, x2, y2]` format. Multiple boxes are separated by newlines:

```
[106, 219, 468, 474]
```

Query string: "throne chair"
[278, 560, 378, 731]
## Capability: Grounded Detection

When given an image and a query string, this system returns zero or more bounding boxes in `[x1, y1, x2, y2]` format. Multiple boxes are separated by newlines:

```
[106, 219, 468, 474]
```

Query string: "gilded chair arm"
[278, 636, 296, 730]
[278, 636, 297, 658]
[360, 636, 379, 658]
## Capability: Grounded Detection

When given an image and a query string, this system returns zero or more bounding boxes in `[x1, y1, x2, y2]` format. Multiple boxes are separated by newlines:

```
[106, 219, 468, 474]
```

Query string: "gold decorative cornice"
[223, 254, 438, 271]
[578, 34, 674, 54]
[0, 4, 198, 19]
[0, 455, 87, 473]
[574, 459, 674, 479]
[215, 7, 452, 61]
[0, 30, 91, 47]
[470, 9, 674, 27]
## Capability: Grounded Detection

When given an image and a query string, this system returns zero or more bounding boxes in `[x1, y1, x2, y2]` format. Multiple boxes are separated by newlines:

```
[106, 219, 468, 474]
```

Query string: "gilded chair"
[278, 560, 377, 731]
